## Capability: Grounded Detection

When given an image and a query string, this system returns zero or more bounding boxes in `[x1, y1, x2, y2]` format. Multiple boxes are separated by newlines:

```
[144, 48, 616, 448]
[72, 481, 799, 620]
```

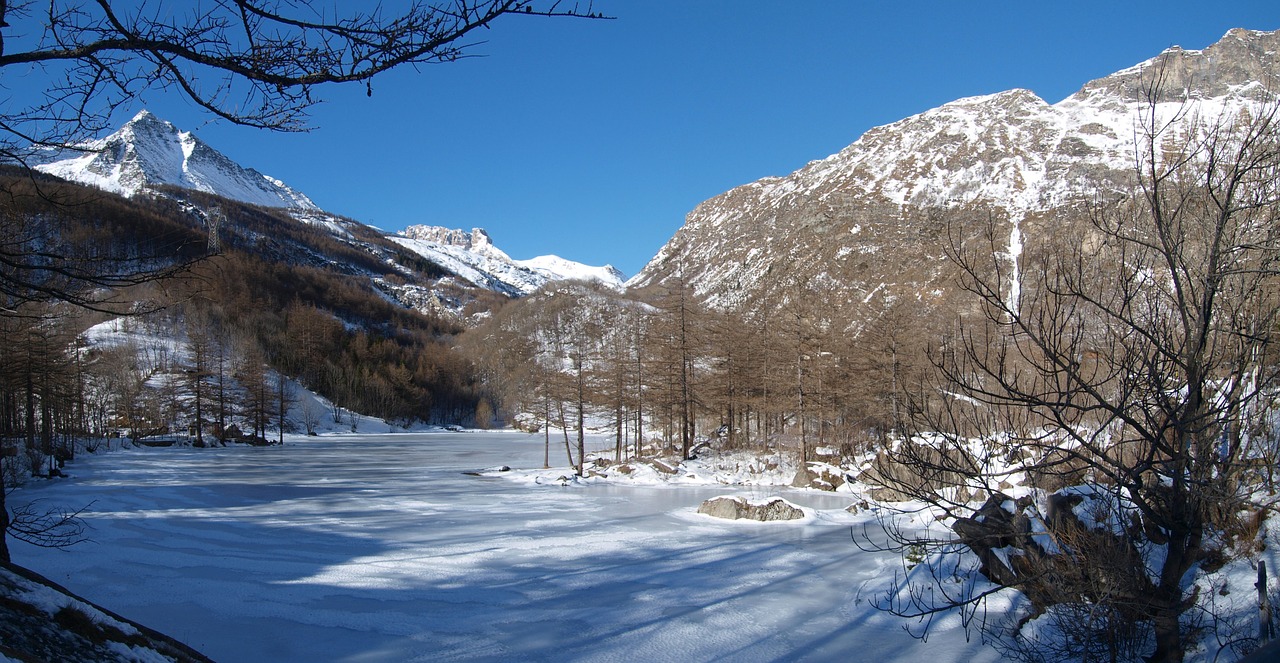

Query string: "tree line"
[461, 269, 946, 477]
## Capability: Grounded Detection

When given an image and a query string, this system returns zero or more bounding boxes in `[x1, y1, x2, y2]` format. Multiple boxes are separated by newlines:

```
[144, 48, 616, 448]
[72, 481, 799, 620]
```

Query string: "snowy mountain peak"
[392, 225, 624, 296]
[26, 111, 625, 305]
[31, 110, 318, 210]
[1069, 28, 1280, 104]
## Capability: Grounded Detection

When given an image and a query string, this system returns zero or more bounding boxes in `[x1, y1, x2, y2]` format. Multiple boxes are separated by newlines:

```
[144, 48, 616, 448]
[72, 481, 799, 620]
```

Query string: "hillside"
[0, 168, 489, 433]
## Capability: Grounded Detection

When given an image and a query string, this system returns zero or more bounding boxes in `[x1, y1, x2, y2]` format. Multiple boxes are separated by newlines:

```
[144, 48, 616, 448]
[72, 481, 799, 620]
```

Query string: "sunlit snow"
[12, 433, 997, 663]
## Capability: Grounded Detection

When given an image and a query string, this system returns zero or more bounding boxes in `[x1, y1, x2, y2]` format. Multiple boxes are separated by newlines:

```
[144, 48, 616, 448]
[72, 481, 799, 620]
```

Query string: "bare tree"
[647, 275, 704, 460]
[0, 1, 603, 158]
[867, 81, 1280, 662]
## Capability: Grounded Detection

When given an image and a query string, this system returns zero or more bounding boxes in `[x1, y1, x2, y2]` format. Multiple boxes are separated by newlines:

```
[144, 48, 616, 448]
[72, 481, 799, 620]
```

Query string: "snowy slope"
[515, 254, 626, 289]
[31, 110, 317, 210]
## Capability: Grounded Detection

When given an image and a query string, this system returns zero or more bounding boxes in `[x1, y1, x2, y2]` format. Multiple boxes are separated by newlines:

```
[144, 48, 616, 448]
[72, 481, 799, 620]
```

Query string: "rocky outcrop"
[791, 462, 848, 491]
[859, 446, 987, 503]
[697, 495, 805, 521]
[400, 226, 501, 255]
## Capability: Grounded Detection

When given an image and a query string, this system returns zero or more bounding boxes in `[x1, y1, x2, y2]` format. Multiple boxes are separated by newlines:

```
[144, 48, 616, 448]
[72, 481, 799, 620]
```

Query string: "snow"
[11, 433, 999, 663]
[515, 254, 625, 290]
[392, 227, 624, 296]
[9, 565, 138, 638]
[32, 110, 317, 210]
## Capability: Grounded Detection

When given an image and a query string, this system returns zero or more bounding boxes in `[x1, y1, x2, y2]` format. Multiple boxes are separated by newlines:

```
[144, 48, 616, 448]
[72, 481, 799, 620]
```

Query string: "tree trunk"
[542, 392, 550, 469]
[1148, 607, 1184, 663]
[0, 468, 9, 563]
[1260, 561, 1274, 642]
[576, 396, 585, 477]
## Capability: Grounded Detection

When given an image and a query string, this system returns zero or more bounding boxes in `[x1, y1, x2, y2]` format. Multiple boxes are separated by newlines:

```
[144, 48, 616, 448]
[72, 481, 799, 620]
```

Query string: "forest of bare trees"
[462, 271, 941, 479]
[0, 174, 495, 564]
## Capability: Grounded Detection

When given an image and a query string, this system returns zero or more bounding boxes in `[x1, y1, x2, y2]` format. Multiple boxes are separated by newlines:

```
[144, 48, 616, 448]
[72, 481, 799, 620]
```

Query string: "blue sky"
[129, 2, 1276, 277]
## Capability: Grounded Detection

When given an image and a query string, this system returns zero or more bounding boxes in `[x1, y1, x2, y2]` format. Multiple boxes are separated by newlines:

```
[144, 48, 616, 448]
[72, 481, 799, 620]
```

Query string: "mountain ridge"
[630, 28, 1280, 313]
[28, 110, 623, 301]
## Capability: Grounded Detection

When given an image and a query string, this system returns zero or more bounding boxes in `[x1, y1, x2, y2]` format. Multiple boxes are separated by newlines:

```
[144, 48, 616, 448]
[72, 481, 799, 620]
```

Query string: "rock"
[697, 496, 805, 522]
[951, 489, 1157, 614]
[858, 447, 981, 502]
[845, 501, 872, 514]
[794, 463, 846, 491]
[649, 459, 678, 475]
[790, 465, 815, 488]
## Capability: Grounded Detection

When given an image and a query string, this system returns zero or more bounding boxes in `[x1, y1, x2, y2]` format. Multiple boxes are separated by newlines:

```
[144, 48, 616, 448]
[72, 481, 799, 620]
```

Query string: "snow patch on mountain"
[515, 254, 625, 289]
[31, 110, 317, 210]
[393, 225, 624, 296]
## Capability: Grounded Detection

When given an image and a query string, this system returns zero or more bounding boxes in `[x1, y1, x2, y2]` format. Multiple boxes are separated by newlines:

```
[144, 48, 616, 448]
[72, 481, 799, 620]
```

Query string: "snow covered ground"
[10, 432, 998, 662]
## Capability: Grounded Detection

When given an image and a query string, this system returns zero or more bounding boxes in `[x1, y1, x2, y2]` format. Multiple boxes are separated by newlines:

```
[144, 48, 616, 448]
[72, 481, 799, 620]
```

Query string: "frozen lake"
[11, 432, 994, 662]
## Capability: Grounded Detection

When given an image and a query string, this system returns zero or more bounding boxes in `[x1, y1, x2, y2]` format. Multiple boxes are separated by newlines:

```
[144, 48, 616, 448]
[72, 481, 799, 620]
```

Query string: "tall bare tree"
[868, 81, 1280, 662]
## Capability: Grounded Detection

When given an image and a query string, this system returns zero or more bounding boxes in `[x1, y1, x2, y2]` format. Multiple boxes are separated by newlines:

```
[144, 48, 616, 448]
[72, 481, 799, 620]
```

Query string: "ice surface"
[12, 433, 998, 662]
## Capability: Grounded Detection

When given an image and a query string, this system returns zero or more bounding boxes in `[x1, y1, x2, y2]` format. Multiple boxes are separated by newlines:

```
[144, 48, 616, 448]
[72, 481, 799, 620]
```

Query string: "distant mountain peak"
[31, 110, 317, 210]
[394, 224, 625, 295]
[26, 111, 625, 305]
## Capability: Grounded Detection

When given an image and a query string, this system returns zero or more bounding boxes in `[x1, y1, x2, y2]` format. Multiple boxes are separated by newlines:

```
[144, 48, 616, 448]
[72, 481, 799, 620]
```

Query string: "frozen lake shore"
[11, 432, 995, 662]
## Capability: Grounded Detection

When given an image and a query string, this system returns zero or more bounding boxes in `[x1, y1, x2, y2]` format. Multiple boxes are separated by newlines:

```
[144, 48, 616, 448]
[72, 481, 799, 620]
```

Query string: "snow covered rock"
[952, 490, 1155, 615]
[791, 462, 848, 491]
[697, 495, 805, 521]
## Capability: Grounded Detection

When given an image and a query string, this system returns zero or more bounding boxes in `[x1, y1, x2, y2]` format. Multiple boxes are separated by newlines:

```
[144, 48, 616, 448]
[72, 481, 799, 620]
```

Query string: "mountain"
[392, 225, 624, 296]
[516, 254, 626, 290]
[32, 110, 317, 210]
[28, 110, 624, 305]
[629, 28, 1280, 315]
